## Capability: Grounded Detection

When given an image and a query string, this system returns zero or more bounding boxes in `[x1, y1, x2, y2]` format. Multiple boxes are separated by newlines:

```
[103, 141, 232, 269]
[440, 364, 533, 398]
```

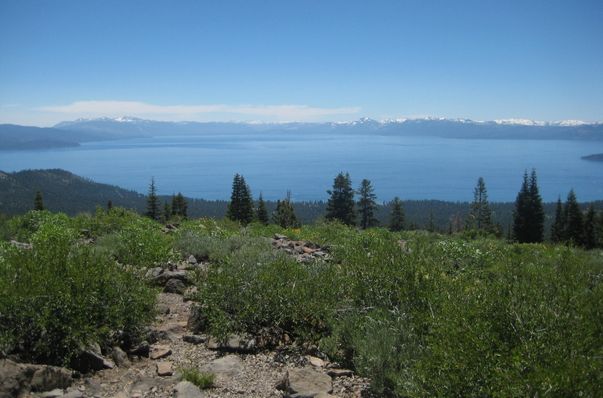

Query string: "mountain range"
[1, 117, 602, 150]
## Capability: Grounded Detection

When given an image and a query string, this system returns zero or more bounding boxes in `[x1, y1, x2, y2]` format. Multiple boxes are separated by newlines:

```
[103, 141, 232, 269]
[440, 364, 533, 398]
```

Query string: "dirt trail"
[68, 292, 368, 397]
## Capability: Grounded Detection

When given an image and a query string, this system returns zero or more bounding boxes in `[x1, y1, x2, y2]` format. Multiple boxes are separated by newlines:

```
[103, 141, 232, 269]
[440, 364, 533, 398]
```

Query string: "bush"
[0, 221, 156, 365]
[179, 368, 215, 389]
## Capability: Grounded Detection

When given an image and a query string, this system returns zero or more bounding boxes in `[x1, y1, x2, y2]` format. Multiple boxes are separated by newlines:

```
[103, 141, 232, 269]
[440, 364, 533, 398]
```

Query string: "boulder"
[0, 359, 72, 397]
[327, 368, 353, 378]
[153, 270, 190, 286]
[173, 381, 203, 398]
[70, 350, 114, 373]
[111, 346, 130, 367]
[156, 361, 173, 377]
[164, 278, 186, 294]
[277, 367, 332, 398]
[149, 345, 172, 360]
[187, 255, 197, 264]
[182, 335, 205, 345]
[187, 306, 208, 333]
[200, 355, 242, 381]
[205, 334, 256, 353]
[127, 341, 150, 358]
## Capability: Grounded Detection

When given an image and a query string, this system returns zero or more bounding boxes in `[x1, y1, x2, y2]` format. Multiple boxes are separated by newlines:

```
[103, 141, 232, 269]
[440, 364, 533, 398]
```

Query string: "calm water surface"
[1, 133, 602, 202]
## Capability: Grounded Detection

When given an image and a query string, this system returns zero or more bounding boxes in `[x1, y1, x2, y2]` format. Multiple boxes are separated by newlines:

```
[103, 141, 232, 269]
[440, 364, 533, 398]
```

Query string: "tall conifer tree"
[527, 170, 545, 242]
[551, 197, 565, 243]
[227, 174, 254, 225]
[564, 189, 583, 245]
[583, 204, 597, 249]
[357, 179, 378, 229]
[389, 197, 405, 232]
[256, 193, 269, 225]
[146, 178, 159, 220]
[325, 172, 356, 226]
[467, 177, 492, 231]
[512, 170, 544, 243]
[34, 191, 44, 211]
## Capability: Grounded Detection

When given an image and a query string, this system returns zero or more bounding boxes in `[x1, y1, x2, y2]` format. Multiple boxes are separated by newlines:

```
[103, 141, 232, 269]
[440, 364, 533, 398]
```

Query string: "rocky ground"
[4, 241, 371, 398]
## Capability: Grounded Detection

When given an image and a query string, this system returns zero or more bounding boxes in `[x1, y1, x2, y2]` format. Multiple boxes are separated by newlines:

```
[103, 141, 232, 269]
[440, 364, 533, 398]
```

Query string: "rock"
[327, 368, 353, 378]
[150, 345, 172, 360]
[307, 356, 325, 368]
[183, 335, 206, 345]
[156, 361, 173, 377]
[187, 255, 198, 264]
[30, 366, 73, 392]
[200, 355, 243, 381]
[111, 346, 130, 368]
[153, 270, 190, 286]
[128, 341, 150, 357]
[164, 278, 186, 294]
[277, 367, 332, 398]
[173, 381, 203, 398]
[40, 388, 64, 397]
[205, 334, 255, 353]
[156, 303, 171, 315]
[274, 234, 287, 240]
[62, 390, 84, 398]
[145, 267, 164, 279]
[70, 350, 114, 373]
[187, 306, 208, 333]
[0, 359, 72, 397]
[147, 328, 170, 343]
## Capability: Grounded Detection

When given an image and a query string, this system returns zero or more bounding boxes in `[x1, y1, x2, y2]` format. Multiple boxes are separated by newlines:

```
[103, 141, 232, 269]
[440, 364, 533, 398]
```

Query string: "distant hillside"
[55, 116, 603, 141]
[582, 153, 603, 162]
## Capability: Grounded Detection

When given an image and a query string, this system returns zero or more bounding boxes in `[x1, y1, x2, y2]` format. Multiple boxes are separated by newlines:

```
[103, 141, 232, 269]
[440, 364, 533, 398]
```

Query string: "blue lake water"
[1, 133, 602, 202]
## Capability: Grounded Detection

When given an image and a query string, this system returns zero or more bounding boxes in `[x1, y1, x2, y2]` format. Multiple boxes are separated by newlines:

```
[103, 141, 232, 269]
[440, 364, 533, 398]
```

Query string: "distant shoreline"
[581, 153, 603, 162]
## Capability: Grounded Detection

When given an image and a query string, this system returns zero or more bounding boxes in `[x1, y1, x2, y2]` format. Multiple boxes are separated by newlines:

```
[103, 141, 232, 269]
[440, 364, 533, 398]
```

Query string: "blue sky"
[1, 0, 602, 126]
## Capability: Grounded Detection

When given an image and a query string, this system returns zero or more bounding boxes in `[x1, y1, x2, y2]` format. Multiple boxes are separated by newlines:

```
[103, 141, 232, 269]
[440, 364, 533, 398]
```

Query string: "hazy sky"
[1, 0, 602, 126]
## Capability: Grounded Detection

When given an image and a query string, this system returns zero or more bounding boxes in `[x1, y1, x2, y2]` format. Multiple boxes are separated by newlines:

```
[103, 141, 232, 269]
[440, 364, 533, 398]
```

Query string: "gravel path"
[67, 292, 369, 398]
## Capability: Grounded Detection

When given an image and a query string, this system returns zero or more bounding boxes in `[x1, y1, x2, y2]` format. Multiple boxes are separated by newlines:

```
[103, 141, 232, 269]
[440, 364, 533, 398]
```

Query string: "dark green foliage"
[0, 213, 156, 365]
[107, 200, 113, 210]
[33, 191, 44, 211]
[171, 193, 188, 219]
[226, 174, 254, 226]
[583, 205, 597, 249]
[513, 170, 544, 243]
[551, 197, 564, 243]
[389, 197, 405, 232]
[564, 190, 584, 245]
[191, 222, 603, 397]
[325, 172, 356, 226]
[273, 197, 300, 228]
[179, 368, 215, 389]
[256, 193, 269, 225]
[162, 201, 171, 223]
[467, 177, 492, 232]
[145, 177, 160, 220]
[357, 179, 378, 229]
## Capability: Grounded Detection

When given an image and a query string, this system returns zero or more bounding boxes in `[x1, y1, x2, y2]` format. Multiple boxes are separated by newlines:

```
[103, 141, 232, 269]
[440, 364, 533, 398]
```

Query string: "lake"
[1, 133, 602, 202]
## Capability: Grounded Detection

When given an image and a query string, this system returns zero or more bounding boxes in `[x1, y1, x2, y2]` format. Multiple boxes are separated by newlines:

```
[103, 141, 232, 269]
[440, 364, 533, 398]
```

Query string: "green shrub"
[179, 368, 215, 389]
[0, 221, 156, 365]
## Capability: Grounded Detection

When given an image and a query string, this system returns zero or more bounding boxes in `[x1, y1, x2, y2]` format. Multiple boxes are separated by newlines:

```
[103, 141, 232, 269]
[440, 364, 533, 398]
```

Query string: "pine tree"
[162, 201, 171, 223]
[171, 193, 188, 219]
[512, 170, 545, 243]
[146, 177, 160, 220]
[357, 179, 378, 229]
[564, 189, 583, 245]
[467, 177, 492, 232]
[550, 197, 565, 243]
[389, 197, 405, 232]
[256, 193, 269, 225]
[325, 172, 356, 226]
[107, 200, 113, 211]
[583, 204, 597, 249]
[273, 194, 299, 228]
[34, 191, 44, 211]
[527, 169, 545, 242]
[227, 174, 254, 225]
[512, 171, 530, 242]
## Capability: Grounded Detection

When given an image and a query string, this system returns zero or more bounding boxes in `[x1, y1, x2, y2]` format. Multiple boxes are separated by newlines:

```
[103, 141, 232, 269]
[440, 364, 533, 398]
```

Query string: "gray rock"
[70, 350, 114, 373]
[277, 367, 332, 398]
[153, 270, 190, 286]
[111, 347, 130, 367]
[173, 381, 203, 398]
[145, 267, 164, 279]
[128, 341, 150, 357]
[200, 355, 242, 381]
[0, 359, 72, 397]
[187, 255, 197, 264]
[327, 368, 353, 378]
[205, 334, 255, 353]
[149, 345, 172, 360]
[40, 388, 64, 397]
[164, 278, 186, 294]
[182, 335, 205, 345]
[187, 306, 208, 333]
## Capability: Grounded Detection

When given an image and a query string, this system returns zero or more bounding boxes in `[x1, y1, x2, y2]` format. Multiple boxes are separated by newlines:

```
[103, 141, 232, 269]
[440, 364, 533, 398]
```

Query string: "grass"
[179, 367, 215, 389]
